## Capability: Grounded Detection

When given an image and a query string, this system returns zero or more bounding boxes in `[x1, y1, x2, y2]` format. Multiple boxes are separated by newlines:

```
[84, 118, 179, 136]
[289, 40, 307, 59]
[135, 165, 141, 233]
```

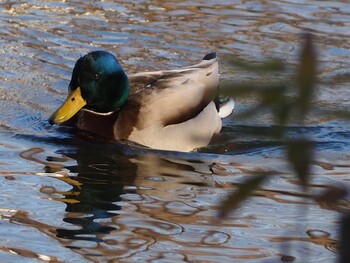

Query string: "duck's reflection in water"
[56, 182, 123, 242]
[50, 141, 215, 245]
[53, 141, 138, 243]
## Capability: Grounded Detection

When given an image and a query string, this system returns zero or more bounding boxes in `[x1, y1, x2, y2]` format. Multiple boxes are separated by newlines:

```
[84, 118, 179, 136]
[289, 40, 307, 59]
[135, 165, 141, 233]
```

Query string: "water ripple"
[0, 1, 348, 262]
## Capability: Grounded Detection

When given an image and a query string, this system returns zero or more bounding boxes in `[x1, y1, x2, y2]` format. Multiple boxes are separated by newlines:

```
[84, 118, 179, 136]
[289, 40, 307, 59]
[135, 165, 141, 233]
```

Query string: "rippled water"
[0, 1, 349, 262]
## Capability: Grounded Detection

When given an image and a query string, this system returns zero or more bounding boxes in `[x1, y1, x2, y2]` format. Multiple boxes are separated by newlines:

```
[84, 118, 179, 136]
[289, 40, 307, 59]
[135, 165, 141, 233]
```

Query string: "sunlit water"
[0, 1, 349, 262]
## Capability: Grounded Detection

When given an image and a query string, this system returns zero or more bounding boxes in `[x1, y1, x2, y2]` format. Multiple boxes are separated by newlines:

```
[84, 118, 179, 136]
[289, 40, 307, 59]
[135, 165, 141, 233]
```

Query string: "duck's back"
[114, 54, 222, 152]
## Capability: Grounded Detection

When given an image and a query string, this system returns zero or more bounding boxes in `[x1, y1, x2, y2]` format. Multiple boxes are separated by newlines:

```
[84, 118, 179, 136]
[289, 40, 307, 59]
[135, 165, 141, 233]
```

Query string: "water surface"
[0, 1, 349, 262]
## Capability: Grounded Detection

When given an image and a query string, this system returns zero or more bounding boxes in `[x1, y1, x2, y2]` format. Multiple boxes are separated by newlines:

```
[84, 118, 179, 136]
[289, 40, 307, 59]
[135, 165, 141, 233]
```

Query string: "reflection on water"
[0, 0, 349, 262]
[1, 138, 342, 262]
[2, 127, 349, 262]
[55, 146, 134, 243]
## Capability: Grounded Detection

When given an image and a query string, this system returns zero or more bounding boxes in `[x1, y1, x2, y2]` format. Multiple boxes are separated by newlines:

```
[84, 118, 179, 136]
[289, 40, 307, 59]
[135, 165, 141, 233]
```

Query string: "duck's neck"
[100, 71, 130, 113]
[111, 72, 130, 111]
[76, 109, 119, 140]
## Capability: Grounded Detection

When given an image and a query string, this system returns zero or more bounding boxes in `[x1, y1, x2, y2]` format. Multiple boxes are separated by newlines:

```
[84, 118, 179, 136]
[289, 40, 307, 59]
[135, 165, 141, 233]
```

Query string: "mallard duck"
[49, 51, 234, 152]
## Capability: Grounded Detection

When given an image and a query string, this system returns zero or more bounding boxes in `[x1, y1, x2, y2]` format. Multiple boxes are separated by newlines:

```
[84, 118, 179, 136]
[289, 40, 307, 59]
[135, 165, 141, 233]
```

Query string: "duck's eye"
[92, 73, 100, 80]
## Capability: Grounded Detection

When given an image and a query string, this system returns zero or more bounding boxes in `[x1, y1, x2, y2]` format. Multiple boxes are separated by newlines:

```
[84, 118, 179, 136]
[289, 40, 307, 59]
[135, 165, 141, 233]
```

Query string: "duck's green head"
[49, 51, 129, 125]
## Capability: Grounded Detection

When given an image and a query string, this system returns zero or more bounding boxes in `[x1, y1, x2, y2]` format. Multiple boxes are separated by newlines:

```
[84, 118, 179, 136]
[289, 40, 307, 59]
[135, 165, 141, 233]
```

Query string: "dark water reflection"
[0, 0, 349, 262]
[55, 145, 134, 243]
[21, 140, 231, 260]
[6, 132, 343, 262]
[54, 142, 206, 243]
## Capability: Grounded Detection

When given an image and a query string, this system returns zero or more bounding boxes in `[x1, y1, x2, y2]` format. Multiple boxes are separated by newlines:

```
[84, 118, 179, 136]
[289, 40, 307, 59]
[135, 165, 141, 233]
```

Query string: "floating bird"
[49, 51, 234, 152]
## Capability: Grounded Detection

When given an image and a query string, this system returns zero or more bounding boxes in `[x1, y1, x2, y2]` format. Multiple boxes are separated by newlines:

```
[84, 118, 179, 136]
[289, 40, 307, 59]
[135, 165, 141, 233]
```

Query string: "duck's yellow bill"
[49, 87, 87, 125]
